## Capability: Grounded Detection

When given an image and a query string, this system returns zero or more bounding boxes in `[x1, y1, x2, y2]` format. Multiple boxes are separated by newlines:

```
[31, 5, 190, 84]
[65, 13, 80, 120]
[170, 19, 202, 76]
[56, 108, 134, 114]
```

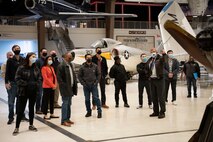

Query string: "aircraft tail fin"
[158, 0, 195, 60]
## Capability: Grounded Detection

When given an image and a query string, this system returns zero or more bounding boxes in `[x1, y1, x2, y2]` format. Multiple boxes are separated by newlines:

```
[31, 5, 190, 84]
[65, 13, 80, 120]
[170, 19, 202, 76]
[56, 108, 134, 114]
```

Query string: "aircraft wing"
[164, 20, 213, 72]
[59, 12, 137, 18]
[18, 15, 43, 22]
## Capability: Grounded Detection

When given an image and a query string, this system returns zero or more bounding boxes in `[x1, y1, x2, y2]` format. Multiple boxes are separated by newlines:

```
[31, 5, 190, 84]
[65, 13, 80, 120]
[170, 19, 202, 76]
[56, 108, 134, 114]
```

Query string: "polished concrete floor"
[0, 78, 213, 142]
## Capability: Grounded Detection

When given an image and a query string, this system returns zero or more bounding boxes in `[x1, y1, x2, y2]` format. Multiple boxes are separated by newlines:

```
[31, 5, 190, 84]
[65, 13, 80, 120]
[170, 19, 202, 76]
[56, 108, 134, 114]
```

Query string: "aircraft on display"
[71, 38, 150, 78]
[19, 0, 137, 22]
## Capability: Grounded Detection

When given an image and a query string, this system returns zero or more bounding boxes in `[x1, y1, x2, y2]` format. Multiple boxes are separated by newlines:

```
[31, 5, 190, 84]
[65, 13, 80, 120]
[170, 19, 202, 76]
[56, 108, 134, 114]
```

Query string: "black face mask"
[97, 50, 102, 55]
[42, 52, 47, 57]
[87, 58, 92, 63]
[14, 50, 20, 55]
[51, 54, 57, 58]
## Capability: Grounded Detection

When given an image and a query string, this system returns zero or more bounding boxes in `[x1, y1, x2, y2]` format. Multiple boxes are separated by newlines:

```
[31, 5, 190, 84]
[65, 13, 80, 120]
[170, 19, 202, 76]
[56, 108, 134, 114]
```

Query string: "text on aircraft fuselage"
[168, 13, 179, 24]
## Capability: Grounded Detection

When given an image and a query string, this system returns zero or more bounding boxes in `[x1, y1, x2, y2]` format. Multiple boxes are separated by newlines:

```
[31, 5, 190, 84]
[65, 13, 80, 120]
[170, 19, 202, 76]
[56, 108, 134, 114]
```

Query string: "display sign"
[116, 36, 155, 52]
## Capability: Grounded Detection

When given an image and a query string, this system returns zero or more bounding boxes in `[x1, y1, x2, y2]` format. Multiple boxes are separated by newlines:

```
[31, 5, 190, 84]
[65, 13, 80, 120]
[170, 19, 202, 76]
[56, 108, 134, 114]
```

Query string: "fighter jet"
[72, 38, 149, 78]
[19, 0, 137, 22]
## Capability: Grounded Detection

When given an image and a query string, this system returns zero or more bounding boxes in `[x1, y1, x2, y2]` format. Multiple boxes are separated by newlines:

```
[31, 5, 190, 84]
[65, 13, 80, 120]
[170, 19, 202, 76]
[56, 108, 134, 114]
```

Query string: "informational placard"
[116, 36, 155, 52]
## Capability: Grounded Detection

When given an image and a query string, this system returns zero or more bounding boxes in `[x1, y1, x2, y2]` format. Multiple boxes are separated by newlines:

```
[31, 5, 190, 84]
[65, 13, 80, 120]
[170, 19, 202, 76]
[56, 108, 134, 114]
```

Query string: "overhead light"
[193, 15, 198, 18]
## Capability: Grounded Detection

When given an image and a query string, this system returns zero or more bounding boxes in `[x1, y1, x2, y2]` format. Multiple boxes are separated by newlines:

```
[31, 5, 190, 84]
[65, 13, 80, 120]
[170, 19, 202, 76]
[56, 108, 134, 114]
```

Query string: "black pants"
[165, 79, 177, 102]
[186, 77, 197, 96]
[15, 91, 37, 128]
[92, 76, 106, 106]
[138, 79, 152, 106]
[42, 88, 54, 115]
[114, 81, 128, 105]
[150, 78, 165, 114]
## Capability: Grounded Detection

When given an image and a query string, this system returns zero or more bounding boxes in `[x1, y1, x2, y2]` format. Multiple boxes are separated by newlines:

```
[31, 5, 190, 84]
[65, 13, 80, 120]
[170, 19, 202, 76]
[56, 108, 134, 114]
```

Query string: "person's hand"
[168, 73, 173, 78]
[5, 83, 11, 90]
[52, 86, 57, 90]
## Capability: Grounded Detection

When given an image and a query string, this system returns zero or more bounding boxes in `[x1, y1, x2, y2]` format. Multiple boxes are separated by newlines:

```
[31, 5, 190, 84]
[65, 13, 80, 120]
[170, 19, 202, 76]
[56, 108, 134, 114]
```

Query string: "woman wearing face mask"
[13, 52, 42, 136]
[41, 56, 59, 119]
[136, 53, 152, 109]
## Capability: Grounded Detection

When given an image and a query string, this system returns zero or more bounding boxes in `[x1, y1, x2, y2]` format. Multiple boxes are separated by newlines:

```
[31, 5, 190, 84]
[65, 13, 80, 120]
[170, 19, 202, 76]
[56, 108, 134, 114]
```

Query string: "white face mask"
[48, 60, 53, 65]
[30, 58, 36, 64]
[151, 52, 156, 58]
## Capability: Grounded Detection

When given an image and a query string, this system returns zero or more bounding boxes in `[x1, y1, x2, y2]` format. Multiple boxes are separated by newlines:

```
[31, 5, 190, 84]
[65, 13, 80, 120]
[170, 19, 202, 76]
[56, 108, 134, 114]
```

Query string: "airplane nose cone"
[25, 0, 35, 9]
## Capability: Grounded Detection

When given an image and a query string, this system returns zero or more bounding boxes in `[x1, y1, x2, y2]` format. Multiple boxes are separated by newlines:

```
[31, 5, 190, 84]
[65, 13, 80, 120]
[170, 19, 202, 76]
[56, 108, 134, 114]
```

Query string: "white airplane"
[158, 0, 196, 61]
[160, 0, 213, 73]
[72, 38, 149, 77]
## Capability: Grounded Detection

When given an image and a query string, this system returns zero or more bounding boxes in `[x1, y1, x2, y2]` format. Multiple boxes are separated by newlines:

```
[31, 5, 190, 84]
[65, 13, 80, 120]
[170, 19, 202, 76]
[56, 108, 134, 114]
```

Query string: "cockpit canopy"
[90, 38, 122, 49]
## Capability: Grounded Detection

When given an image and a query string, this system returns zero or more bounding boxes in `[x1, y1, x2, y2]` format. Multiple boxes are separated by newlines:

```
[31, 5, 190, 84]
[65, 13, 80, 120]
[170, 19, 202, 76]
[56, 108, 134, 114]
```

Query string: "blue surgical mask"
[141, 57, 148, 63]
[48, 60, 53, 65]
[151, 53, 156, 58]
[30, 58, 36, 64]
[168, 54, 174, 59]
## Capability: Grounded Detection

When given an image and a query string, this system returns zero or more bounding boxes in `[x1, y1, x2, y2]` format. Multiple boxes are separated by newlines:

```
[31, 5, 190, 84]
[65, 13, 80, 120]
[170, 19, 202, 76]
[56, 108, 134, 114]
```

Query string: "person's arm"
[5, 59, 10, 84]
[95, 65, 100, 85]
[172, 60, 180, 75]
[15, 66, 27, 86]
[196, 63, 201, 78]
[109, 66, 115, 78]
[104, 57, 108, 76]
[78, 67, 86, 86]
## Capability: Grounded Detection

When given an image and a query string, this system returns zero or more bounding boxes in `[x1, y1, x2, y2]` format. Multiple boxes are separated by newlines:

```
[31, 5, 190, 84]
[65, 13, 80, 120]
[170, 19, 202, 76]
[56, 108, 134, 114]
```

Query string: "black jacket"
[147, 54, 167, 79]
[92, 55, 108, 78]
[183, 61, 200, 78]
[52, 57, 60, 73]
[164, 58, 179, 80]
[15, 64, 42, 97]
[109, 63, 128, 82]
[5, 56, 25, 84]
[78, 62, 100, 86]
[137, 62, 151, 80]
[57, 60, 78, 96]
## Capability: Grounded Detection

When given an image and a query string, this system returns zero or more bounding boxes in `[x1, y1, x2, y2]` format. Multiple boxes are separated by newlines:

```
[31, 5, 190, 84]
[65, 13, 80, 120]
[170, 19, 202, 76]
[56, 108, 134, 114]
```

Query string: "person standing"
[35, 48, 48, 114]
[183, 56, 200, 98]
[1, 51, 13, 78]
[147, 48, 166, 119]
[92, 47, 109, 109]
[78, 54, 102, 118]
[5, 45, 27, 124]
[109, 56, 130, 108]
[13, 52, 42, 136]
[164, 50, 179, 105]
[136, 53, 152, 109]
[50, 50, 61, 108]
[57, 52, 78, 127]
[41, 56, 59, 119]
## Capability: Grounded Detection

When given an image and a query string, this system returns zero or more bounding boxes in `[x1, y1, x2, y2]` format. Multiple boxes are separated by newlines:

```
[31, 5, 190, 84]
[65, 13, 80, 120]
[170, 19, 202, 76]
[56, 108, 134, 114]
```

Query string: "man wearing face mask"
[183, 56, 200, 98]
[147, 48, 167, 119]
[50, 50, 61, 108]
[35, 48, 48, 114]
[92, 47, 109, 109]
[57, 52, 78, 126]
[164, 50, 179, 105]
[136, 53, 152, 109]
[109, 56, 130, 108]
[78, 54, 102, 118]
[5, 45, 27, 124]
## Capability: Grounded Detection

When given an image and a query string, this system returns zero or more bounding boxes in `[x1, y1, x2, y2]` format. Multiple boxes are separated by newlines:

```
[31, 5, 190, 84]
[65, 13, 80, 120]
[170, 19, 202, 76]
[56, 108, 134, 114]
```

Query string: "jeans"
[36, 82, 43, 111]
[83, 84, 101, 113]
[7, 82, 17, 120]
[61, 95, 72, 123]
[165, 79, 177, 102]
[186, 77, 197, 96]
[138, 79, 152, 106]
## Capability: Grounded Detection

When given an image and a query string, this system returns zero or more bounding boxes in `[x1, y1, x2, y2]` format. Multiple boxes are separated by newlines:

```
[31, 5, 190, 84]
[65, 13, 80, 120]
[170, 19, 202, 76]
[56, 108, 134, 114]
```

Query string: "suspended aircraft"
[18, 0, 137, 22]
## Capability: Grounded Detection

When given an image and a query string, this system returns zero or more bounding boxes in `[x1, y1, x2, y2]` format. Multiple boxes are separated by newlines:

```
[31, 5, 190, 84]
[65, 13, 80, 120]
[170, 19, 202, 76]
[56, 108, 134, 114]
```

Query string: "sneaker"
[97, 113, 102, 118]
[158, 113, 165, 119]
[12, 128, 19, 136]
[172, 101, 177, 105]
[7, 118, 14, 125]
[124, 104, 130, 108]
[92, 105, 96, 110]
[149, 105, 153, 109]
[85, 112, 92, 117]
[136, 105, 142, 109]
[29, 125, 38, 132]
[102, 104, 109, 109]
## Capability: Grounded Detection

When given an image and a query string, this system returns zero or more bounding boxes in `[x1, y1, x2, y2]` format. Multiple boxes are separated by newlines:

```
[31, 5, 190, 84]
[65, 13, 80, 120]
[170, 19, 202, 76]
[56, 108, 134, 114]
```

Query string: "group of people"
[1, 44, 200, 136]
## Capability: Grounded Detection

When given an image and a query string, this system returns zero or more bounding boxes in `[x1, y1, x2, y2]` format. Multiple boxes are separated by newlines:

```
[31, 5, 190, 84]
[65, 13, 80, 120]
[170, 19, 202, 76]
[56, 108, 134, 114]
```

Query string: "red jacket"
[41, 66, 57, 89]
